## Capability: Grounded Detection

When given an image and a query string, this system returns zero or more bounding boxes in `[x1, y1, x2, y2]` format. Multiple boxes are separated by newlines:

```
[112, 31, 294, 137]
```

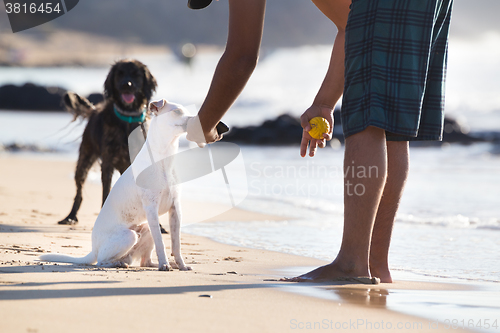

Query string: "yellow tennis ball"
[308, 117, 330, 140]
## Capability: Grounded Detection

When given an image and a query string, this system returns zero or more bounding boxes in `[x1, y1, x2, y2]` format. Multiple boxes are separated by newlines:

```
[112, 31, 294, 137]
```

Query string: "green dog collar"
[113, 104, 147, 123]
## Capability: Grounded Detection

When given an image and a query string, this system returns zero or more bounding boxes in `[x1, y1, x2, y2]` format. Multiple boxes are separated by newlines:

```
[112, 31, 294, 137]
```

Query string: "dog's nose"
[121, 81, 134, 90]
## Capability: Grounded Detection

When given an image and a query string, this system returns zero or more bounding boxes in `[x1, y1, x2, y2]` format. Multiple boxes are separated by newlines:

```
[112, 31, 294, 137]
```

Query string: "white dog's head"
[148, 99, 192, 138]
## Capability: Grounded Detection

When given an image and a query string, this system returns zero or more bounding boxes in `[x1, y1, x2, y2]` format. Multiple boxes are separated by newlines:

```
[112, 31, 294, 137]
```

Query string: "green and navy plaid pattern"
[341, 0, 453, 141]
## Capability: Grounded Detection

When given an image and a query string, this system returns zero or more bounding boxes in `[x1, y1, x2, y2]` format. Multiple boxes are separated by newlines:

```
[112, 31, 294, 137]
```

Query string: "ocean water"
[1, 45, 499, 285]
[183, 144, 500, 283]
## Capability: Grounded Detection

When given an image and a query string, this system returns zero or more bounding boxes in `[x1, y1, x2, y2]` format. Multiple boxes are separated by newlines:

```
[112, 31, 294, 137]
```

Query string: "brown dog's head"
[104, 59, 157, 111]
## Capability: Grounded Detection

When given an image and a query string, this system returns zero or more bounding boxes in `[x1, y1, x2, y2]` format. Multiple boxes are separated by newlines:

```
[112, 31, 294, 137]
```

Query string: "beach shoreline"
[0, 154, 486, 332]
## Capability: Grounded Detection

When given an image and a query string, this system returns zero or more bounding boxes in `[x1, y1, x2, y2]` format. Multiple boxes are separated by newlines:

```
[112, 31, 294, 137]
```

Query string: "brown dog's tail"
[63, 92, 96, 121]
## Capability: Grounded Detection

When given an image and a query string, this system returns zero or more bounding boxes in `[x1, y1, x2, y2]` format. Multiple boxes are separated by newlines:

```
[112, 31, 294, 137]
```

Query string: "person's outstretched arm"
[300, 0, 350, 157]
[190, 0, 266, 144]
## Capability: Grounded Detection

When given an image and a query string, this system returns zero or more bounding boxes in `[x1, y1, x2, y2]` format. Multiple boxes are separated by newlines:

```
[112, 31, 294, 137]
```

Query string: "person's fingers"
[309, 139, 318, 157]
[317, 139, 326, 149]
[201, 127, 223, 145]
[322, 112, 334, 134]
[300, 114, 312, 132]
[300, 132, 310, 157]
[322, 132, 332, 141]
[211, 133, 223, 143]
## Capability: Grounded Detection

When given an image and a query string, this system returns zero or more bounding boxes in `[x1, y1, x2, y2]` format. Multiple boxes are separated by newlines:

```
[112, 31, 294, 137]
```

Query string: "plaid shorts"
[341, 0, 453, 141]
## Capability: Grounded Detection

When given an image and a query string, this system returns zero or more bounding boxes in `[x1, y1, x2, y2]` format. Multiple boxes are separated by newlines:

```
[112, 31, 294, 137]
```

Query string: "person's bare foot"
[281, 260, 370, 283]
[369, 264, 392, 283]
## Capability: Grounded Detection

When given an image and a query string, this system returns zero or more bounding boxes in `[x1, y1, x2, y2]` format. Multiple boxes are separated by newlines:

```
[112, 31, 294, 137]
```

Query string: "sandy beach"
[0, 30, 171, 67]
[0, 154, 480, 333]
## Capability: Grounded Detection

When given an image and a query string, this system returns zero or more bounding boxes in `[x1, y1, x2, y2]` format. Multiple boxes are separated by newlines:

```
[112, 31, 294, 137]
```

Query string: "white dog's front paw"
[169, 262, 192, 271]
[158, 263, 172, 271]
[178, 263, 193, 271]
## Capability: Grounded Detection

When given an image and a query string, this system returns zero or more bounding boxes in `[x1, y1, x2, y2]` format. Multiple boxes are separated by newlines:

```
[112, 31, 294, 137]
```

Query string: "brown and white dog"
[58, 59, 157, 225]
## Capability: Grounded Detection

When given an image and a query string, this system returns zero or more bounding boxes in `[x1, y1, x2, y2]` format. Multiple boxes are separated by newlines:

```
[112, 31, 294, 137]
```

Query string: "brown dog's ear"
[104, 62, 117, 98]
[142, 64, 157, 101]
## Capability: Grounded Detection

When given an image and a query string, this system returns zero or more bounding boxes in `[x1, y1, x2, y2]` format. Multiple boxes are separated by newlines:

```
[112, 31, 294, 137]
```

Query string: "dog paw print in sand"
[223, 256, 242, 262]
[0, 245, 48, 267]
[31, 209, 53, 216]
[0, 245, 46, 255]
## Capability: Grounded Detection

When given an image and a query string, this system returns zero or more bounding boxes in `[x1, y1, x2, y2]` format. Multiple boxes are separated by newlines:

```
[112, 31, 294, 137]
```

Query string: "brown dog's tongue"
[122, 94, 135, 104]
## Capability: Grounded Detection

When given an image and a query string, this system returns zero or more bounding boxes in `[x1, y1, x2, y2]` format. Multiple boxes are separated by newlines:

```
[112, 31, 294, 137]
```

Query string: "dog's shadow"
[0, 264, 274, 301]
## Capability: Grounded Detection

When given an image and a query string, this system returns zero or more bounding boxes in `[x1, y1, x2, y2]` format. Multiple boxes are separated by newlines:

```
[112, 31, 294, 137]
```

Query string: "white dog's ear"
[149, 99, 167, 115]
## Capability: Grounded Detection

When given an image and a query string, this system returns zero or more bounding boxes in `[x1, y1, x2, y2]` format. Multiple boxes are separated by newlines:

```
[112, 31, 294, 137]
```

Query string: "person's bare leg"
[289, 127, 388, 282]
[369, 141, 409, 283]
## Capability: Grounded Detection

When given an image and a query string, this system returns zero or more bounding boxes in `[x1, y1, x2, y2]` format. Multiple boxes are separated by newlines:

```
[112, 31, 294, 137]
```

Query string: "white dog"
[40, 99, 192, 271]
